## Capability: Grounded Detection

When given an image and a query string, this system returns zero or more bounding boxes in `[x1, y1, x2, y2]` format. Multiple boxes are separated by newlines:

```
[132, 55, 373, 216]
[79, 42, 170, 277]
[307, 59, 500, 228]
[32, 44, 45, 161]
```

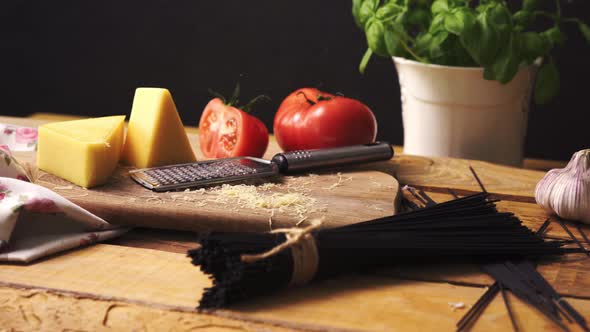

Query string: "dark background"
[4, 1, 589, 161]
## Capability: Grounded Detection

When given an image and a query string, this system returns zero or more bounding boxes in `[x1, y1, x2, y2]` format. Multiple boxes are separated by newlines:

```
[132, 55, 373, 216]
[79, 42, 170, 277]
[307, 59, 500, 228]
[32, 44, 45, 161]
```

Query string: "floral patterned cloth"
[0, 146, 129, 262]
[0, 124, 38, 152]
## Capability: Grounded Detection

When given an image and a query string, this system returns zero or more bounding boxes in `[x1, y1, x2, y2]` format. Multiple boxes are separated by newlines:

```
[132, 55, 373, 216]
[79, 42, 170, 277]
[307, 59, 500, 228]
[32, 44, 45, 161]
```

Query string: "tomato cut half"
[199, 98, 269, 159]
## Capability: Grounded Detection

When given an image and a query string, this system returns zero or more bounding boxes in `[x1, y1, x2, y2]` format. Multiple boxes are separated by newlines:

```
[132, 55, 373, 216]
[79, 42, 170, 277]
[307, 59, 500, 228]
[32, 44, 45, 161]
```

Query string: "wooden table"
[1, 114, 589, 332]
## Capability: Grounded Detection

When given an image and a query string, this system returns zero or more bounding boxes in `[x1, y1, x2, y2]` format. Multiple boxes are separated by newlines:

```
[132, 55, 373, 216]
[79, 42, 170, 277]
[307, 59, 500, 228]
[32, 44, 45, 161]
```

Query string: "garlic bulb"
[535, 149, 590, 224]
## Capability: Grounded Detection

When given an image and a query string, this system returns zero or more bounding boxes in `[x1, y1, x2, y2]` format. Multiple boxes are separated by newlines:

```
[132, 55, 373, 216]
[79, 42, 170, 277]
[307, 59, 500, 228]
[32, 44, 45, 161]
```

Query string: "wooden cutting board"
[6, 117, 400, 232]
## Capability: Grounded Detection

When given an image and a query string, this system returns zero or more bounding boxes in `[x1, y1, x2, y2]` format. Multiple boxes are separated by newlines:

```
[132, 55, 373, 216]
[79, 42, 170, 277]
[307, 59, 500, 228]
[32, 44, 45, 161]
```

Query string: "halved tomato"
[199, 98, 269, 158]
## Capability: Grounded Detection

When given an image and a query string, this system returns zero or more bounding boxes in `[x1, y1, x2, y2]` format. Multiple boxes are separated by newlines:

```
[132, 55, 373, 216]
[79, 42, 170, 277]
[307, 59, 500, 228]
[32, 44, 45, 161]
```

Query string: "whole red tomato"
[199, 98, 269, 158]
[273, 88, 377, 151]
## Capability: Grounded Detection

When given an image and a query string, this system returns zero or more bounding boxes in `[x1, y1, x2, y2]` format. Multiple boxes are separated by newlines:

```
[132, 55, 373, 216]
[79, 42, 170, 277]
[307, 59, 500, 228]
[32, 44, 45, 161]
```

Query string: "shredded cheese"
[62, 193, 90, 198]
[134, 174, 345, 223]
[323, 172, 353, 190]
[209, 184, 316, 218]
[448, 302, 466, 311]
[53, 185, 74, 190]
[367, 204, 387, 211]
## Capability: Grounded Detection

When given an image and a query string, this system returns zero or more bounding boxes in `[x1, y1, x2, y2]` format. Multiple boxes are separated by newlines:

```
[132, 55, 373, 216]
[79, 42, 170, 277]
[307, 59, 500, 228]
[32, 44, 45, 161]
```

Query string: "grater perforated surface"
[129, 157, 277, 191]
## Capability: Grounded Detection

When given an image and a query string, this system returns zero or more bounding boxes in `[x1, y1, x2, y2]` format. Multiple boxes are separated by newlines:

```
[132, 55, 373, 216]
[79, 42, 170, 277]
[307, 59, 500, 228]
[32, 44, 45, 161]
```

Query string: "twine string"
[240, 218, 323, 286]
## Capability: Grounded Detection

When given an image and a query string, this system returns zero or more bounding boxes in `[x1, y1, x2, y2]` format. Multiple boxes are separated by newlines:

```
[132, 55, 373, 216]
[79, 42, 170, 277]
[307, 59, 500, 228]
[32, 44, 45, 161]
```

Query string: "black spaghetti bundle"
[189, 192, 583, 309]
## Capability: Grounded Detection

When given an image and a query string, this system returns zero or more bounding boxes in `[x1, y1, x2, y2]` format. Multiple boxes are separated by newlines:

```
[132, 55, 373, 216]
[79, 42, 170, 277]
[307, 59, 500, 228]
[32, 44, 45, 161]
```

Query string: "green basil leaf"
[429, 31, 449, 59]
[384, 25, 404, 56]
[513, 10, 532, 28]
[359, 0, 380, 28]
[578, 21, 590, 44]
[460, 18, 484, 64]
[444, 10, 463, 35]
[376, 3, 403, 21]
[534, 59, 560, 105]
[477, 13, 500, 66]
[488, 3, 512, 32]
[475, 4, 488, 14]
[414, 32, 433, 56]
[543, 26, 565, 46]
[352, 0, 365, 28]
[365, 18, 389, 57]
[450, 34, 477, 66]
[395, 10, 407, 25]
[483, 66, 496, 80]
[520, 32, 550, 63]
[429, 12, 446, 34]
[479, 5, 511, 63]
[444, 8, 475, 36]
[488, 32, 521, 84]
[406, 8, 431, 30]
[431, 0, 449, 15]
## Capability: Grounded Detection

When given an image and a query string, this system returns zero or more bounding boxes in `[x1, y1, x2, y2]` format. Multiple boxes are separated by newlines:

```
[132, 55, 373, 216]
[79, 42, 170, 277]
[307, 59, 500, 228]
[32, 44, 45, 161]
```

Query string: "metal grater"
[129, 157, 278, 192]
[130, 142, 394, 192]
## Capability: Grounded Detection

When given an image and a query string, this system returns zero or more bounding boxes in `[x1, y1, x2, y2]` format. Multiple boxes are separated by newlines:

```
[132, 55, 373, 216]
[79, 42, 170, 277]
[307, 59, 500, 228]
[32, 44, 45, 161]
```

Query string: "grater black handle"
[270, 142, 394, 174]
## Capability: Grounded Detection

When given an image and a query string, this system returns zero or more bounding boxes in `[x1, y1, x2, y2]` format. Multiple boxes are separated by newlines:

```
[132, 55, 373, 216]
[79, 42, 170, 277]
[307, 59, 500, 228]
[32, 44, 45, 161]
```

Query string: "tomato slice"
[199, 98, 269, 159]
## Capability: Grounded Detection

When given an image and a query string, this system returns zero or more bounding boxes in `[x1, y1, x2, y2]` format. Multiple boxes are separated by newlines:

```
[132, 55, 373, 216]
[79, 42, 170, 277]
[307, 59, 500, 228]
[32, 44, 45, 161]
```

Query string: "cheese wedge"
[37, 115, 126, 188]
[122, 88, 196, 168]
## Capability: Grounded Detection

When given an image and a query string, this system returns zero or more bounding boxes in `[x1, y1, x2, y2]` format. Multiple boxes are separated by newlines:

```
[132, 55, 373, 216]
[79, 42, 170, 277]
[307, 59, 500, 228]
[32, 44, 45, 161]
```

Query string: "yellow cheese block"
[37, 115, 126, 188]
[122, 88, 196, 168]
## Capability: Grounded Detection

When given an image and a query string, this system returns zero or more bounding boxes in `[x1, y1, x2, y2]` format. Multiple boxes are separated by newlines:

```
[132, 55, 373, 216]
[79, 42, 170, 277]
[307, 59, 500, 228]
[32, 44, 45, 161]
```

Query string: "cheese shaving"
[143, 195, 165, 204]
[295, 216, 308, 226]
[62, 193, 90, 198]
[53, 185, 74, 190]
[259, 183, 278, 191]
[368, 204, 386, 211]
[323, 172, 353, 190]
[448, 302, 466, 311]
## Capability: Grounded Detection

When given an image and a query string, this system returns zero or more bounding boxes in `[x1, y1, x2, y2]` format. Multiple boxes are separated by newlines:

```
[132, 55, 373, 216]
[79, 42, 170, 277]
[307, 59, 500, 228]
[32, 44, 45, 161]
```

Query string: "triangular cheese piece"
[37, 115, 126, 188]
[122, 88, 196, 168]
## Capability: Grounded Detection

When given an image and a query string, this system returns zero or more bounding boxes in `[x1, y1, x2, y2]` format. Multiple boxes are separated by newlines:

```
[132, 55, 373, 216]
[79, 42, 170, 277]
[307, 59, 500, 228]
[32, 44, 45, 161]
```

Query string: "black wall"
[5, 1, 590, 160]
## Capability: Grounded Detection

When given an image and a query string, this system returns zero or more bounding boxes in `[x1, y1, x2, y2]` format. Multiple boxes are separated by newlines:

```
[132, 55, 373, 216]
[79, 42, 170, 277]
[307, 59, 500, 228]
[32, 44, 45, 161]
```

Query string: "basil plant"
[353, 0, 590, 104]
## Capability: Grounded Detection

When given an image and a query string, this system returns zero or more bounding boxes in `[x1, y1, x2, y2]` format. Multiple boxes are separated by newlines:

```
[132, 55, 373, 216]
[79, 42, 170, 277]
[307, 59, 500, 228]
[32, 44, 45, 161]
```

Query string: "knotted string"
[240, 218, 323, 286]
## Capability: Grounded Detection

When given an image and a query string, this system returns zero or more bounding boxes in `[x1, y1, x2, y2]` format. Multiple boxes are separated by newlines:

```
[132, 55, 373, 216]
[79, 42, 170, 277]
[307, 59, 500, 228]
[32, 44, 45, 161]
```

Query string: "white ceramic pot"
[393, 57, 538, 166]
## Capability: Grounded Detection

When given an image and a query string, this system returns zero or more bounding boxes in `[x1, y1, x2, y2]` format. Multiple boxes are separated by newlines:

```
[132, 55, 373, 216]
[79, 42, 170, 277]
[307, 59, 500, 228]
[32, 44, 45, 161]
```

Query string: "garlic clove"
[535, 149, 590, 224]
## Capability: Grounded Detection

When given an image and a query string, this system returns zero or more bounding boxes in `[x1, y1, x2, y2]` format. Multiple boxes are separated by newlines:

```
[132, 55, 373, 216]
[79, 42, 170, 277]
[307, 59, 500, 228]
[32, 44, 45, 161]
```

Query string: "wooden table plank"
[386, 155, 546, 202]
[0, 244, 207, 309]
[0, 286, 300, 332]
[225, 276, 590, 332]
[106, 228, 200, 254]
[1, 244, 589, 332]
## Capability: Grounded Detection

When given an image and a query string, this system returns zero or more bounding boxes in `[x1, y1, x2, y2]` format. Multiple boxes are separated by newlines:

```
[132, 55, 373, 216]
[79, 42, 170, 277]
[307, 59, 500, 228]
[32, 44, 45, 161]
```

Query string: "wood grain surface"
[0, 286, 301, 332]
[1, 114, 589, 332]
[1, 244, 589, 332]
